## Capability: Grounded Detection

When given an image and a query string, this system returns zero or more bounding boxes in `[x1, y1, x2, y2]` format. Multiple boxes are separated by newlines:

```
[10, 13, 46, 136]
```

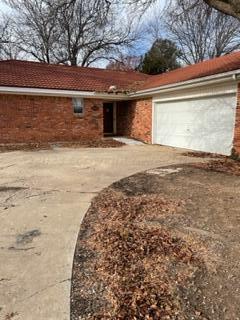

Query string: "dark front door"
[103, 103, 114, 134]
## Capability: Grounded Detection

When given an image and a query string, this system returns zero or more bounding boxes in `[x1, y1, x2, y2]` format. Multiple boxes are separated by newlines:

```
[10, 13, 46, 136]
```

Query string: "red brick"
[0, 94, 104, 143]
[116, 98, 152, 143]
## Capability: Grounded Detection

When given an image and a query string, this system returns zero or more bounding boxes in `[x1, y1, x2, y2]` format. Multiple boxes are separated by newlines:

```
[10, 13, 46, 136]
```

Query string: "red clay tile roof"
[1, 52, 240, 93]
[0, 60, 149, 93]
[140, 51, 240, 91]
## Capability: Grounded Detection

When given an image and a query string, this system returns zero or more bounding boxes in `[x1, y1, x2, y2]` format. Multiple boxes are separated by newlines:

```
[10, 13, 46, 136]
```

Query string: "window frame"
[72, 97, 84, 117]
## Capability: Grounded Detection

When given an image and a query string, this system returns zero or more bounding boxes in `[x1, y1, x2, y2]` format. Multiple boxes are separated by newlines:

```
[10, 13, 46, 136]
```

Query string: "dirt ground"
[71, 161, 240, 320]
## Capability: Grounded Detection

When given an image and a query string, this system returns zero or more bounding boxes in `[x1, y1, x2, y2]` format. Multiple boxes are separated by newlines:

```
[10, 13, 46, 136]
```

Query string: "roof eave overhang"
[129, 69, 240, 98]
[1, 69, 240, 100]
[0, 86, 129, 100]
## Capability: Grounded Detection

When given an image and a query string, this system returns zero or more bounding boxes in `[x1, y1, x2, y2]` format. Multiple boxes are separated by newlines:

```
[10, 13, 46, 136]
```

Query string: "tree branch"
[203, 0, 240, 19]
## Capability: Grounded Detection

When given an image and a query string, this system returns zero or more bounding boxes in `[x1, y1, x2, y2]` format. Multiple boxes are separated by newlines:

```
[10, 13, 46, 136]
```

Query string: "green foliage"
[139, 38, 181, 75]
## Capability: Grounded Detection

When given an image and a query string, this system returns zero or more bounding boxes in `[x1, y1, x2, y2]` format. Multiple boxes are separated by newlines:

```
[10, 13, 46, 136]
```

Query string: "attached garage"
[152, 83, 238, 155]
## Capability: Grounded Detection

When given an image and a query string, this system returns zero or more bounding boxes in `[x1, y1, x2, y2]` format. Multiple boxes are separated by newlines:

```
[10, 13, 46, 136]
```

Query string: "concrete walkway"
[0, 145, 198, 320]
[112, 137, 145, 145]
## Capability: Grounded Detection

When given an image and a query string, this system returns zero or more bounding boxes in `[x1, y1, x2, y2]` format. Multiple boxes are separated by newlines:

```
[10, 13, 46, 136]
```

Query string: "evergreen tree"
[139, 39, 181, 75]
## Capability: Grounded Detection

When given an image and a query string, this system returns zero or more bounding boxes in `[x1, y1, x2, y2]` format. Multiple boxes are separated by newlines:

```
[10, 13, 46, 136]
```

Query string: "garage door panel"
[153, 94, 236, 155]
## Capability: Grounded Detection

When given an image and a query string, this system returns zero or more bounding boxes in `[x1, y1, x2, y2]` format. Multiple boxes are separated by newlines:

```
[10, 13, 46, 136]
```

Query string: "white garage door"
[153, 94, 237, 155]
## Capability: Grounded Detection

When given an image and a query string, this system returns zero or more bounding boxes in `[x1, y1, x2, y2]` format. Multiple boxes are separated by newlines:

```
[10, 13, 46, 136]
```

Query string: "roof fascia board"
[129, 69, 240, 98]
[0, 86, 129, 100]
[152, 85, 237, 103]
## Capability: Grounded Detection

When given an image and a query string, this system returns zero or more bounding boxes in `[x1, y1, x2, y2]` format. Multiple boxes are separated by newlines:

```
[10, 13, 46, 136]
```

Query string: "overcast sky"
[0, 1, 9, 13]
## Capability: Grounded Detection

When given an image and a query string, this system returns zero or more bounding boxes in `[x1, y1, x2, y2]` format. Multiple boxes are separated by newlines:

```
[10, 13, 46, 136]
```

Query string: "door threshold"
[104, 133, 114, 137]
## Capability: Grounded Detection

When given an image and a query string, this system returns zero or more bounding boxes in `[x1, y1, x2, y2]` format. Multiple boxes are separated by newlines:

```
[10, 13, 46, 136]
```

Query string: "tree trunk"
[70, 56, 77, 66]
[203, 0, 240, 19]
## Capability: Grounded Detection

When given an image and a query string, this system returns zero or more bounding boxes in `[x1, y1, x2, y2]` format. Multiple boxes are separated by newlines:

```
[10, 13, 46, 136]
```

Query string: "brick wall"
[116, 98, 152, 143]
[0, 94, 103, 143]
[234, 85, 240, 154]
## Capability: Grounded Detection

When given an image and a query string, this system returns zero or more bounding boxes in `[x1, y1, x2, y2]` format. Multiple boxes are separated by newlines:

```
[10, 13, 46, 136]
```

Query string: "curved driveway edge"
[0, 145, 200, 320]
[71, 164, 240, 319]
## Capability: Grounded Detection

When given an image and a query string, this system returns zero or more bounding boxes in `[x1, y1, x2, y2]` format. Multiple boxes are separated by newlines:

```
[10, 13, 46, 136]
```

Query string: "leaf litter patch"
[0, 139, 124, 153]
[72, 165, 240, 319]
[192, 159, 240, 176]
[71, 188, 208, 320]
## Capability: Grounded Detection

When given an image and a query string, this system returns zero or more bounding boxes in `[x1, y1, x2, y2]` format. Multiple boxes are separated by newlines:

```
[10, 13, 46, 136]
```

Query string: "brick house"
[1, 52, 240, 155]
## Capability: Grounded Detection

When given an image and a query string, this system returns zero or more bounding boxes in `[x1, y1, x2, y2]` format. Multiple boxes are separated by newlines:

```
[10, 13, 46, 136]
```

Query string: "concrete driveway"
[0, 145, 198, 320]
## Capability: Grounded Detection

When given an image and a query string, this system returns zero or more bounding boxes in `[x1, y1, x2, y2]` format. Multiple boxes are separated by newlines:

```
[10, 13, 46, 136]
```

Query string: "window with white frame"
[72, 98, 84, 116]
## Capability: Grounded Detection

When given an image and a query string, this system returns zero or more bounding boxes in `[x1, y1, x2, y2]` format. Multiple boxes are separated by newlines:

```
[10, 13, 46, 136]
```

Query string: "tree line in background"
[0, 0, 137, 66]
[108, 0, 240, 74]
[0, 0, 240, 74]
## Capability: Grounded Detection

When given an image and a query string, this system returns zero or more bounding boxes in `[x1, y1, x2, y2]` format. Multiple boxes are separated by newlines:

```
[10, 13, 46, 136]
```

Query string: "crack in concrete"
[18, 278, 71, 302]
[0, 204, 16, 209]
[24, 191, 54, 199]
[0, 179, 26, 187]
[4, 188, 27, 203]
[8, 246, 36, 252]
[16, 229, 41, 245]
[29, 188, 99, 195]
[0, 278, 11, 282]
[4, 311, 18, 319]
[0, 164, 15, 171]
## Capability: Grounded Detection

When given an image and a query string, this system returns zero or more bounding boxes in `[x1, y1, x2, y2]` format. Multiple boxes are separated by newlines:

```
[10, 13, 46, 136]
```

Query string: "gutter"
[0, 86, 129, 100]
[129, 69, 240, 98]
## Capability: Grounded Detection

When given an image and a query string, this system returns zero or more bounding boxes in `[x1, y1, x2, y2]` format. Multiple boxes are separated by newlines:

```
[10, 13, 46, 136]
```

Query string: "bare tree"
[120, 0, 240, 19]
[106, 54, 142, 70]
[5, 0, 69, 63]
[0, 14, 20, 59]
[165, 0, 240, 64]
[139, 1, 166, 48]
[0, 15, 9, 57]
[55, 0, 136, 66]
[3, 0, 137, 66]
